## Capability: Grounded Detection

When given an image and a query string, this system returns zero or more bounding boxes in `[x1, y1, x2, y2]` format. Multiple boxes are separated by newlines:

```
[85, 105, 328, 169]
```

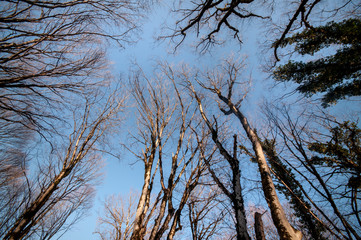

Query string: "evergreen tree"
[273, 18, 361, 107]
[309, 121, 361, 190]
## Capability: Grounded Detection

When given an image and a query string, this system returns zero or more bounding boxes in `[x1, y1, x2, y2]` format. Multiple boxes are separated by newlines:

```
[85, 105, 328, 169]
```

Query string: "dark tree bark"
[255, 212, 266, 240]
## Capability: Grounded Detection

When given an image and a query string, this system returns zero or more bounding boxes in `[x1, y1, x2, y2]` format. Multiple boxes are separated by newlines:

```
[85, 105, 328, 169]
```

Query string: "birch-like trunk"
[189, 75, 302, 239]
[222, 96, 302, 240]
[131, 163, 153, 239]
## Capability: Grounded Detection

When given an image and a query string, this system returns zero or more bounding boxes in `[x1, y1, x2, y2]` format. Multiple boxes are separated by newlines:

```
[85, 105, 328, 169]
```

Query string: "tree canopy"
[1, 0, 360, 239]
[273, 18, 361, 107]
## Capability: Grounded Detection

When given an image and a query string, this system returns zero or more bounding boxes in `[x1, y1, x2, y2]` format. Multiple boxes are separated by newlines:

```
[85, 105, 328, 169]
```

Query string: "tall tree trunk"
[194, 92, 251, 240]
[187, 60, 302, 239]
[255, 212, 266, 240]
[131, 157, 155, 240]
[219, 94, 302, 240]
[232, 135, 250, 240]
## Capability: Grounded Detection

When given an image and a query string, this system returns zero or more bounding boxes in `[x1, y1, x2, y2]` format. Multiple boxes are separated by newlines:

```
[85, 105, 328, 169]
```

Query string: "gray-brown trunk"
[255, 212, 266, 240]
[232, 106, 302, 240]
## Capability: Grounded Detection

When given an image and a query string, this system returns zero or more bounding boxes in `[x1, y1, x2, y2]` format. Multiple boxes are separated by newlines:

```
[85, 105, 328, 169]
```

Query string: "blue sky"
[60, 3, 267, 239]
[59, 1, 361, 239]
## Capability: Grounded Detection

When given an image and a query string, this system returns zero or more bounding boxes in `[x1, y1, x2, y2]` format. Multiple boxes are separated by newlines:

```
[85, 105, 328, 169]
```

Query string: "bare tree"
[187, 184, 232, 240]
[263, 103, 361, 239]
[1, 90, 124, 240]
[122, 65, 211, 240]
[0, 1, 145, 237]
[194, 128, 251, 240]
[163, 0, 268, 51]
[0, 110, 33, 210]
[0, 0, 145, 135]
[163, 0, 360, 61]
[95, 192, 142, 240]
[184, 58, 302, 240]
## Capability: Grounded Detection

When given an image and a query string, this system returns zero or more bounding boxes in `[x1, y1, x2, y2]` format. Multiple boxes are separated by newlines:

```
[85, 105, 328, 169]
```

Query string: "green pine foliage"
[273, 18, 361, 107]
[262, 139, 326, 240]
[309, 121, 361, 189]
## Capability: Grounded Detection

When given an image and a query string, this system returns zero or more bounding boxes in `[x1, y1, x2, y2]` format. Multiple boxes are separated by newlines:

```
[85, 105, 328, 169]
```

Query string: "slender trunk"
[168, 171, 200, 240]
[307, 163, 361, 240]
[153, 204, 174, 240]
[195, 94, 251, 240]
[232, 135, 250, 240]
[255, 212, 266, 240]
[233, 172, 249, 240]
[227, 101, 302, 240]
[5, 170, 69, 240]
[148, 191, 169, 240]
[191, 83, 301, 239]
